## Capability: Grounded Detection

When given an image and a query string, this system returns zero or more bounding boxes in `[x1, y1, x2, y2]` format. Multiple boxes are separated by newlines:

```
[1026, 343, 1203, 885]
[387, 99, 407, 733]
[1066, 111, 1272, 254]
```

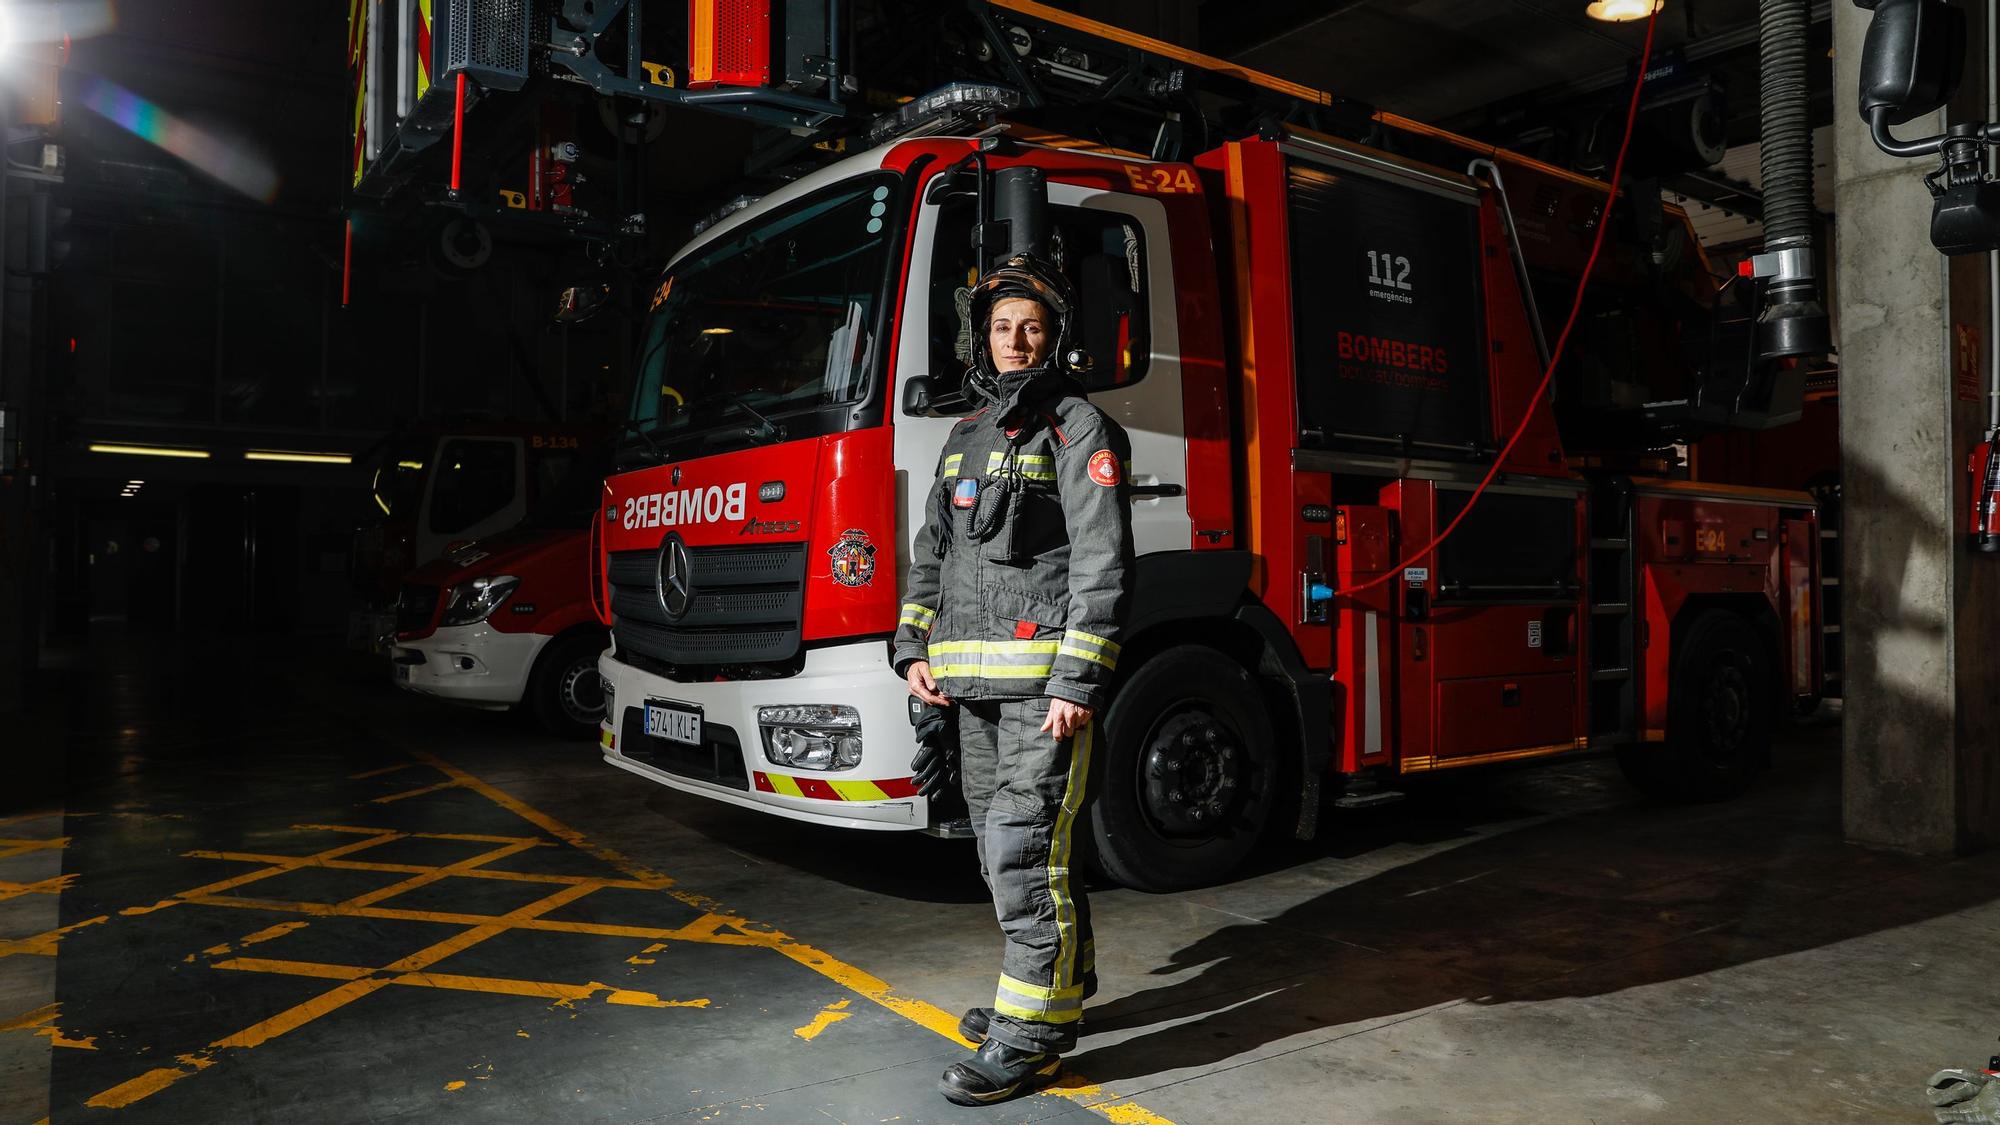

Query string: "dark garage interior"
[3, 1, 2000, 1121]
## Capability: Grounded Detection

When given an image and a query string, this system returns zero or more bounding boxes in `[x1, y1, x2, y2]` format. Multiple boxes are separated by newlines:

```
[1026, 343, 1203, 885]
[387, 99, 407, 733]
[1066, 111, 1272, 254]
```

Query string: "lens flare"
[75, 75, 280, 202]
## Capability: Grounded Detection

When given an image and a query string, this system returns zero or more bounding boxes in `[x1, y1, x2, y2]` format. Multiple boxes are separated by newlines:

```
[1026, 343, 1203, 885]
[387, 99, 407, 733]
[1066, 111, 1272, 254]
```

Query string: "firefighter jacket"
[893, 370, 1134, 712]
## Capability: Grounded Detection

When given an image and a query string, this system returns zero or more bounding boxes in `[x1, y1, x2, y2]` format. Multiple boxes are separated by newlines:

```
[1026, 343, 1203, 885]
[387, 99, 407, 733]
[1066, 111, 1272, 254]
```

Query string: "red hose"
[1339, 4, 1661, 596]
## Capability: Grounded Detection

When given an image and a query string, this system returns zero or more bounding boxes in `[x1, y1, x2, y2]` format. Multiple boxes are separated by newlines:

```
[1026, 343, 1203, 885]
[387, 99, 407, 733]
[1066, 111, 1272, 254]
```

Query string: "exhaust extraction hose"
[1753, 0, 1830, 360]
[1757, 0, 1814, 251]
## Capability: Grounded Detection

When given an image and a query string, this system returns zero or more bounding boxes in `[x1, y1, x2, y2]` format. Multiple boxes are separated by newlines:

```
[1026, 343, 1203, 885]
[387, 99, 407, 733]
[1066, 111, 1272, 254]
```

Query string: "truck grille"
[607, 543, 806, 669]
[396, 583, 441, 635]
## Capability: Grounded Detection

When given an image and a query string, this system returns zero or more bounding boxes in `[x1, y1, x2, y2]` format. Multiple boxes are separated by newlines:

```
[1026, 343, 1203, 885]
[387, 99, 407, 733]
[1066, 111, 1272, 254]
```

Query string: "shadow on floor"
[1061, 723, 1994, 1084]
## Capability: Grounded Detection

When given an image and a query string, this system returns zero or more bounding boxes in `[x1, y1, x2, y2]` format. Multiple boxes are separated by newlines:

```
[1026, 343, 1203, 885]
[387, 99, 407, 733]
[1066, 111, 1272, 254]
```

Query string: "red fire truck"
[588, 101, 1823, 891]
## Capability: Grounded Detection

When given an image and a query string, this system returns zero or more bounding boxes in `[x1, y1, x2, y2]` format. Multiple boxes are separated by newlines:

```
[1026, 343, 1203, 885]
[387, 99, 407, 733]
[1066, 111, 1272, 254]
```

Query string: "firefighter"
[894, 254, 1135, 1106]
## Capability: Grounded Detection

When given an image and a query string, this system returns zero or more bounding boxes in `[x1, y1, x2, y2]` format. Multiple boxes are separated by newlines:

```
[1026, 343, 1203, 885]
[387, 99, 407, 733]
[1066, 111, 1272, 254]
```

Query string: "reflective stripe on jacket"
[893, 386, 1134, 711]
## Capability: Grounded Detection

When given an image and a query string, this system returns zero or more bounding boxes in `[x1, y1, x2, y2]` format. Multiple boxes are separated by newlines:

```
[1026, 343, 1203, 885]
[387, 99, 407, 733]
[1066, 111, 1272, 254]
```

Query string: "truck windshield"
[628, 173, 898, 457]
[369, 436, 433, 519]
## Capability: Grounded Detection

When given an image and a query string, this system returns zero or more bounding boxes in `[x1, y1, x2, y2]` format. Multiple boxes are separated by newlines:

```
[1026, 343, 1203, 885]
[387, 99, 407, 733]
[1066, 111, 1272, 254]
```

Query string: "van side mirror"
[1858, 0, 1966, 127]
[902, 376, 937, 416]
[553, 284, 610, 323]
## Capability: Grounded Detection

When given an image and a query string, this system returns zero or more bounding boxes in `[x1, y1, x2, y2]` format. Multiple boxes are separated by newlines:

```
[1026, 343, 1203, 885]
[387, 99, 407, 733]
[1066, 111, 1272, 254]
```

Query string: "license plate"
[644, 701, 702, 745]
[393, 663, 412, 683]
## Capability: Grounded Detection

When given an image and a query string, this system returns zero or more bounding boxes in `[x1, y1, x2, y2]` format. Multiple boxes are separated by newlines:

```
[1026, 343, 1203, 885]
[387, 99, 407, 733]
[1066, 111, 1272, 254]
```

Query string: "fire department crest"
[827, 528, 877, 587]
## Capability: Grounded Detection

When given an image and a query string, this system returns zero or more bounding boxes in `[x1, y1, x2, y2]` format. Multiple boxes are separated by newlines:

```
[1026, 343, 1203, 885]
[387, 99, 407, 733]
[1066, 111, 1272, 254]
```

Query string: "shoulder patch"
[1087, 449, 1122, 487]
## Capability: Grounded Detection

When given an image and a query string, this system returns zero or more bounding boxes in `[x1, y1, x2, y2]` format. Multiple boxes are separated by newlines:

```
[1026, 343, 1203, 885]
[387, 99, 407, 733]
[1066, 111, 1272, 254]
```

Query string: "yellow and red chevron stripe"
[753, 772, 921, 802]
[346, 0, 365, 68]
[351, 67, 366, 186]
[415, 0, 433, 100]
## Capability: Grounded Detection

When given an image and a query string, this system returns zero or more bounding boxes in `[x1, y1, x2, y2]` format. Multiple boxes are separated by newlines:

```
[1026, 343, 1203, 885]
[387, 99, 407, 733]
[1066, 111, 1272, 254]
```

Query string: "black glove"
[907, 694, 959, 801]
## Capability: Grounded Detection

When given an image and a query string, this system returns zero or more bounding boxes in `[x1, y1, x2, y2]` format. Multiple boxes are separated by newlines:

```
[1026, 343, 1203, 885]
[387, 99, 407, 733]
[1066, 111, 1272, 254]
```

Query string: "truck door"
[892, 177, 1190, 565]
[415, 435, 528, 563]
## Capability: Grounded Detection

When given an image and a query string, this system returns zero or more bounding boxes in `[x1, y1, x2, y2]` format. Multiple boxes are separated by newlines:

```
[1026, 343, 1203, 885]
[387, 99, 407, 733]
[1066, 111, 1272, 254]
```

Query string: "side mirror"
[902, 376, 937, 416]
[1858, 0, 1966, 127]
[553, 283, 611, 324]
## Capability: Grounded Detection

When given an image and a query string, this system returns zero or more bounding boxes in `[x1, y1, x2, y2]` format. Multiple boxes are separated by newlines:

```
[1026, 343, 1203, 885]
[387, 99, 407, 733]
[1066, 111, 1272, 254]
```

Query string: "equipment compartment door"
[1433, 673, 1578, 765]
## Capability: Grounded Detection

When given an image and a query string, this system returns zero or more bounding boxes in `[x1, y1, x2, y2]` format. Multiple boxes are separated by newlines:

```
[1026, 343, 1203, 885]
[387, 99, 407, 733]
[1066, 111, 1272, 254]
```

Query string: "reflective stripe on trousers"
[955, 697, 1096, 1054]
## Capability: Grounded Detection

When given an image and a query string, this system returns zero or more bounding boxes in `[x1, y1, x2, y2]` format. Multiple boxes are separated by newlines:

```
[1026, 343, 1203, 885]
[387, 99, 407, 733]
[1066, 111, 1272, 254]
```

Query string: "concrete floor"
[3, 629, 1994, 1123]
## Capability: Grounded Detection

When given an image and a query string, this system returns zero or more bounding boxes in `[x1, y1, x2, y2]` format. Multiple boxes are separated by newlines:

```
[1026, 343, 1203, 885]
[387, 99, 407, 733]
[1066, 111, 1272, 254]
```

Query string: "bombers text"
[622, 482, 748, 530]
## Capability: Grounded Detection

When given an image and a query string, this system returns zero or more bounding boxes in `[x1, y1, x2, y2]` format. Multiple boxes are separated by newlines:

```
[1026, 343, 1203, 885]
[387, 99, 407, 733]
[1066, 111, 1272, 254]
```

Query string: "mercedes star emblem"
[671, 465, 682, 485]
[657, 535, 692, 621]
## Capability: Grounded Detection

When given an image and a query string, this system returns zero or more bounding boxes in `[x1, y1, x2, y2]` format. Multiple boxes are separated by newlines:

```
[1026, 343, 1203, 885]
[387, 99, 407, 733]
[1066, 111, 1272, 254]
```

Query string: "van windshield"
[628, 173, 899, 457]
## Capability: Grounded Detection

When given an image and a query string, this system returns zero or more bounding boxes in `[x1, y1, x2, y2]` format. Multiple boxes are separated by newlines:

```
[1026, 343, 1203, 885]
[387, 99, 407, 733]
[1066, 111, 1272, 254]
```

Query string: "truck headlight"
[757, 704, 862, 771]
[440, 575, 519, 626]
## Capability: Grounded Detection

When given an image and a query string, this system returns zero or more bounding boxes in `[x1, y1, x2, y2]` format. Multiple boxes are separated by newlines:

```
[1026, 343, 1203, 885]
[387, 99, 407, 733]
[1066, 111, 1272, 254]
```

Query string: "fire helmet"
[964, 254, 1077, 402]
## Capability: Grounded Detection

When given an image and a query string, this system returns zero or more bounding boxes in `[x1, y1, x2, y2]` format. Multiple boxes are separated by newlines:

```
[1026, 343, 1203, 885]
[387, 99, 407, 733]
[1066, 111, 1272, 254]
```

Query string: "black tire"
[1617, 610, 1773, 801]
[527, 632, 610, 739]
[1087, 645, 1278, 892]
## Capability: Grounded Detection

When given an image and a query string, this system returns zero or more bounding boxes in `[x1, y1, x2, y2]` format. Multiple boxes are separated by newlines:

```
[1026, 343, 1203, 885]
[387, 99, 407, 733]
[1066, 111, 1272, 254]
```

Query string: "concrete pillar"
[1834, 2, 2000, 854]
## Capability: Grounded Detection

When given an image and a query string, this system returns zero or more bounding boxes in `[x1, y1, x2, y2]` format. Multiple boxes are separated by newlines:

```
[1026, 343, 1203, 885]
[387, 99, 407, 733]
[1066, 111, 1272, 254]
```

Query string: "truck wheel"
[527, 633, 609, 739]
[1088, 645, 1277, 892]
[1617, 610, 1772, 801]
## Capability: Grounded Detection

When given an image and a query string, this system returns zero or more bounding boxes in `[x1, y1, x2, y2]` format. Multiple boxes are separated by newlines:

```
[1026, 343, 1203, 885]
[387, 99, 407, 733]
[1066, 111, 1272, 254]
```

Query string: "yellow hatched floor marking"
[371, 777, 468, 804]
[348, 762, 422, 779]
[49, 752, 1176, 1124]
[0, 837, 68, 862]
[793, 998, 852, 1041]
[0, 874, 74, 903]
[0, 1002, 97, 1049]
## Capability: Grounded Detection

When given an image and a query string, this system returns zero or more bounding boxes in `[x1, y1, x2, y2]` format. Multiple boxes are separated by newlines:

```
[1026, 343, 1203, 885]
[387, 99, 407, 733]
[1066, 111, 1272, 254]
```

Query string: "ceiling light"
[1586, 0, 1662, 20]
[90, 443, 210, 459]
[700, 326, 734, 335]
[244, 449, 353, 464]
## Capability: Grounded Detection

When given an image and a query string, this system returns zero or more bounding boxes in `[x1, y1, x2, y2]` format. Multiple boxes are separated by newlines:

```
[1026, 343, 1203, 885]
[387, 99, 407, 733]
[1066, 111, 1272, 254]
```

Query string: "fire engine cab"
[592, 98, 1822, 890]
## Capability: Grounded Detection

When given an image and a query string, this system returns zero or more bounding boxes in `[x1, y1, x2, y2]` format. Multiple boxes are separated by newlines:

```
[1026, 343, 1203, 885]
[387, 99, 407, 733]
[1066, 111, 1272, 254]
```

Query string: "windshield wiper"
[620, 418, 669, 462]
[702, 391, 788, 445]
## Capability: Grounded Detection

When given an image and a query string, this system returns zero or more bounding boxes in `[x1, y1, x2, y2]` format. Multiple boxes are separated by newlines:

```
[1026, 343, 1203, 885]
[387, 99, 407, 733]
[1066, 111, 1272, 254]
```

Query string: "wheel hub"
[559, 659, 607, 725]
[1139, 711, 1241, 838]
[1704, 661, 1750, 754]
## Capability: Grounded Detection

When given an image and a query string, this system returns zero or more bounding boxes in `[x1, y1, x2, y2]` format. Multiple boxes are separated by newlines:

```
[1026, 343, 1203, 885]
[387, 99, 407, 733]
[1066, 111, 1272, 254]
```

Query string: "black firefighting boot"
[938, 1037, 1063, 1106]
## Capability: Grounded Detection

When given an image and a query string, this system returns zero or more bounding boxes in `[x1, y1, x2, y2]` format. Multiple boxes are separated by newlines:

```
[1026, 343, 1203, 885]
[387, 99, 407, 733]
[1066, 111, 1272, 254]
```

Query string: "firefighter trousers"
[957, 697, 1097, 1055]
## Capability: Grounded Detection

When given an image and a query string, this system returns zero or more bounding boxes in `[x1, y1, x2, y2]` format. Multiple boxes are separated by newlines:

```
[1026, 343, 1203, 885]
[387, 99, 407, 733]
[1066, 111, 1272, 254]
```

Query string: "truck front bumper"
[392, 623, 550, 710]
[598, 640, 938, 832]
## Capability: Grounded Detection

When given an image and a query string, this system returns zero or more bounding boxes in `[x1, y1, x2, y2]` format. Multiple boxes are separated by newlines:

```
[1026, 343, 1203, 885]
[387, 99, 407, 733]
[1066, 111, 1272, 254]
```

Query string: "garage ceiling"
[1199, 0, 1816, 124]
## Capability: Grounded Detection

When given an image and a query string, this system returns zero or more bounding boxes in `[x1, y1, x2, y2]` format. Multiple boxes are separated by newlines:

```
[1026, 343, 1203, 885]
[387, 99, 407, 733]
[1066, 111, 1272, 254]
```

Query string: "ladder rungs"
[1591, 603, 1630, 615]
[1589, 537, 1629, 549]
[1592, 667, 1631, 680]
[1822, 576, 1839, 587]
[1823, 624, 1841, 634]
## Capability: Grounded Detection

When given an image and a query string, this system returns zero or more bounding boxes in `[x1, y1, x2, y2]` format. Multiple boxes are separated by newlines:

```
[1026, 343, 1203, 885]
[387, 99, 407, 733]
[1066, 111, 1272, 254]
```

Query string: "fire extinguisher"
[1972, 429, 2000, 552]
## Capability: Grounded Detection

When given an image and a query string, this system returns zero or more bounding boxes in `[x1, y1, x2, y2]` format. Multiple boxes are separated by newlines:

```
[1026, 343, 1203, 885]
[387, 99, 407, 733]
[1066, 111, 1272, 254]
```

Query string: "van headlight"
[757, 704, 862, 771]
[440, 575, 519, 625]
